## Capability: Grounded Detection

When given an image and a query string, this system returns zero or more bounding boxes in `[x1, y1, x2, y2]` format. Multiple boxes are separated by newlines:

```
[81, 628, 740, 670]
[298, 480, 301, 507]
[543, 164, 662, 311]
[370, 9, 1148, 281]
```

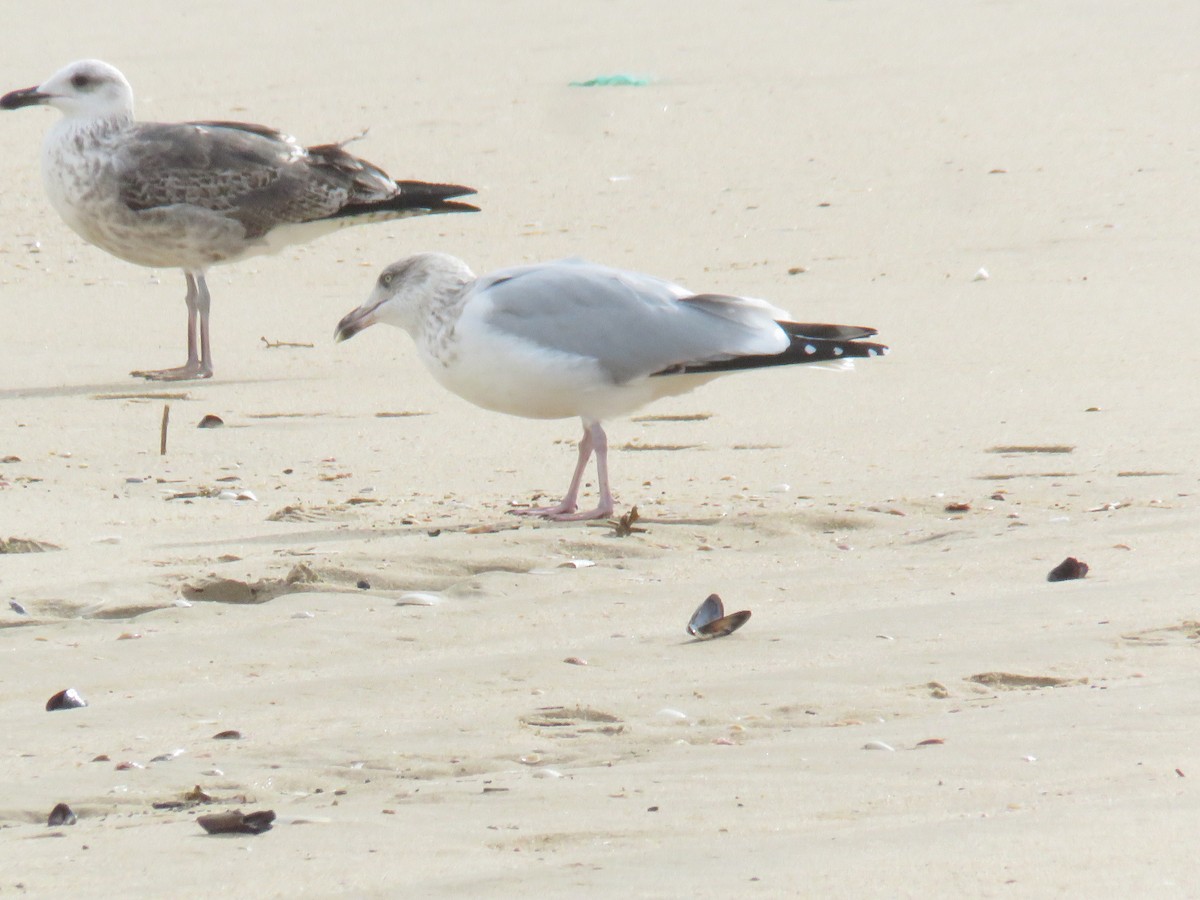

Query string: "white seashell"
[1022, 755, 1038, 763]
[236, 490, 257, 502]
[558, 559, 595, 569]
[657, 708, 689, 720]
[217, 490, 238, 501]
[972, 267, 989, 281]
[173, 597, 193, 608]
[862, 741, 895, 751]
[767, 483, 791, 493]
[397, 592, 440, 606]
[534, 768, 564, 779]
[291, 611, 314, 619]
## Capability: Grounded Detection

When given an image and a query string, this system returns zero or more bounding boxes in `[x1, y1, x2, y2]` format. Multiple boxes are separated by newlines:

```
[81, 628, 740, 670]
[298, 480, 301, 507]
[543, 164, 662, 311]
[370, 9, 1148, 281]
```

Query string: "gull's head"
[1, 60, 133, 121]
[335, 253, 476, 342]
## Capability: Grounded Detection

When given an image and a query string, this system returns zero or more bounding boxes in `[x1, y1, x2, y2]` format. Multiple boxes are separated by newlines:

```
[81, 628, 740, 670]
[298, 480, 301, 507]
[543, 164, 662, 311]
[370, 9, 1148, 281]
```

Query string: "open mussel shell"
[686, 593, 751, 638]
[697, 609, 752, 637]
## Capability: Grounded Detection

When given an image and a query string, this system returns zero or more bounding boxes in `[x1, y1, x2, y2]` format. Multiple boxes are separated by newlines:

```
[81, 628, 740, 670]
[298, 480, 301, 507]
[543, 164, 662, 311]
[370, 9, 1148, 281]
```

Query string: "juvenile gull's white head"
[0, 59, 133, 121]
[334, 252, 475, 341]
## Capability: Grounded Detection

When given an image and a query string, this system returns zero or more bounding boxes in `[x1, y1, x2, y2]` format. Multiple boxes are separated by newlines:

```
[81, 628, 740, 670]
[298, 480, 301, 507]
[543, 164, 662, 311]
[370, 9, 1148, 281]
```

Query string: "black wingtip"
[653, 335, 888, 377]
[331, 181, 480, 220]
[395, 180, 477, 201]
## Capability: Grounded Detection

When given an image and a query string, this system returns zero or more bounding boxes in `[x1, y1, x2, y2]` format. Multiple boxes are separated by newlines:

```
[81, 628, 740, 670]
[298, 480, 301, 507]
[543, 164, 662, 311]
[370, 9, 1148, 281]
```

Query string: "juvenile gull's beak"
[334, 303, 380, 343]
[0, 86, 51, 110]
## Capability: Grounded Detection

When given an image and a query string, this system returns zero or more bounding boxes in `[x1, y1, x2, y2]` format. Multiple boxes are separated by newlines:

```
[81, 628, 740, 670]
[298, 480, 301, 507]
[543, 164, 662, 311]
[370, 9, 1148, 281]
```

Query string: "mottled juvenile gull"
[335, 254, 888, 521]
[1, 60, 478, 381]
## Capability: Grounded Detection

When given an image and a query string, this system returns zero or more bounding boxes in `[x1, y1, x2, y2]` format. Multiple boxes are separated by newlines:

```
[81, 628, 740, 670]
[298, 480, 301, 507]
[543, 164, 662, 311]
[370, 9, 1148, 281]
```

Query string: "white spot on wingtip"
[833, 346, 844, 356]
[803, 344, 817, 355]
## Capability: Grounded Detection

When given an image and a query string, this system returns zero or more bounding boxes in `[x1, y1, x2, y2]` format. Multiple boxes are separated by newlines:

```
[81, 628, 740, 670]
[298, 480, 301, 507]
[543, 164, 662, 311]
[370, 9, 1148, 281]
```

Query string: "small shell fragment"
[197, 414, 224, 428]
[972, 267, 990, 281]
[862, 741, 895, 751]
[563, 656, 588, 666]
[397, 592, 440, 606]
[558, 559, 595, 569]
[46, 688, 88, 712]
[9, 600, 28, 615]
[197, 809, 275, 835]
[212, 729, 243, 741]
[47, 803, 77, 827]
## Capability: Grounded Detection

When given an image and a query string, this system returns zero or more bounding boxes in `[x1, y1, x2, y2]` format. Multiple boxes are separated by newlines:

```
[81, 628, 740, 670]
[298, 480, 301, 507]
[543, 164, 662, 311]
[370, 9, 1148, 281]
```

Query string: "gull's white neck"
[41, 114, 132, 233]
[411, 284, 473, 368]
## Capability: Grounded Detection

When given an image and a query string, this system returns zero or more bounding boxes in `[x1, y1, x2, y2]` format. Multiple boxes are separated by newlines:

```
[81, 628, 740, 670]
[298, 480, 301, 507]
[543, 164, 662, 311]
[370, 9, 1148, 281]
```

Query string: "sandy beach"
[2, 1, 1199, 895]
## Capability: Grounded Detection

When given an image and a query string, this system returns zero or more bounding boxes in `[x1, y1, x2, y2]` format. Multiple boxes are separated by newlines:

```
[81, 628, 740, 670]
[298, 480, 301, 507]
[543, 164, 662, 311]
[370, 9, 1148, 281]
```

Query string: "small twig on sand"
[260, 336, 315, 349]
[160, 404, 170, 456]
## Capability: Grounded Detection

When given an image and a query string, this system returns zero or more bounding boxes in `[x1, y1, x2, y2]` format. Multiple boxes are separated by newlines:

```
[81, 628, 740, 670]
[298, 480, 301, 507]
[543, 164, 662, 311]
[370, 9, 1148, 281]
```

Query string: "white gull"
[1, 59, 478, 381]
[335, 253, 888, 521]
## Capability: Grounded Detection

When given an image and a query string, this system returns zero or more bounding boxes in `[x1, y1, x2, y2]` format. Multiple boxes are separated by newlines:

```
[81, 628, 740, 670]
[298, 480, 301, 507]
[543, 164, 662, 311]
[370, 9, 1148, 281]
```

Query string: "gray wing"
[475, 260, 789, 384]
[116, 121, 396, 239]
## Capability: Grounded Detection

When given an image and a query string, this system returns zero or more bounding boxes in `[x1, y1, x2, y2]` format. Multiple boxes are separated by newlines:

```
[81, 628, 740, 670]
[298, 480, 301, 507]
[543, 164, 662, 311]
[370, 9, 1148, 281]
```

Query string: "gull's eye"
[70, 73, 92, 90]
[381, 273, 393, 287]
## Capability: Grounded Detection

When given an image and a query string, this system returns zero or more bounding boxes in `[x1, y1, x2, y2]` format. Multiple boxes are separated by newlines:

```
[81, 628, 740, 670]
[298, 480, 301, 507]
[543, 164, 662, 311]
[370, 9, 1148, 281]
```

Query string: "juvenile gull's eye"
[70, 74, 92, 90]
[381, 273, 393, 286]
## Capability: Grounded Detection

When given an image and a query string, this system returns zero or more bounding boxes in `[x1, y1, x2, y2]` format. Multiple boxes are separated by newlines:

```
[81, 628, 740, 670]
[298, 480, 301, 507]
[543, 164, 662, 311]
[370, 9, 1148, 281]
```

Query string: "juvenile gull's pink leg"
[131, 271, 214, 381]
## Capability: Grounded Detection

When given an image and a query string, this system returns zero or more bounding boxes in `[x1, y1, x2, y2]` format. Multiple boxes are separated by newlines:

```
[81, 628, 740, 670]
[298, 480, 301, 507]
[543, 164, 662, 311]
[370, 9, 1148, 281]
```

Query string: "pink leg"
[131, 271, 214, 381]
[512, 420, 615, 521]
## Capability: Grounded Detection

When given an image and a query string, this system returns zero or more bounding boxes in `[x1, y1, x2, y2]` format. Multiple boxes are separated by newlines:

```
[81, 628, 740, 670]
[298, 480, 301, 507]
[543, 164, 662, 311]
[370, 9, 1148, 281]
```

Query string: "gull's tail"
[655, 321, 888, 376]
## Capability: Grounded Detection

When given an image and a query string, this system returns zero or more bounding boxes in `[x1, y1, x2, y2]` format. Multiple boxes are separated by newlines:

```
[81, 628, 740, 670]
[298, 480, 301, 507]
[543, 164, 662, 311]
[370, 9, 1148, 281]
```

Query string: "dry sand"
[2, 1, 1199, 896]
